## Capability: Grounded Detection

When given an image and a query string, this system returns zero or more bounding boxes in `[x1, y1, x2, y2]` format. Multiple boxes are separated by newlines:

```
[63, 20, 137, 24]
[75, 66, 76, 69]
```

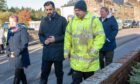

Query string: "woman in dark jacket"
[7, 15, 30, 84]
[99, 7, 118, 69]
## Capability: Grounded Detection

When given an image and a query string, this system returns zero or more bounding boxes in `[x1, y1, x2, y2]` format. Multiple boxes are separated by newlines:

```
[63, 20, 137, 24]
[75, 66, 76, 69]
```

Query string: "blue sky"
[7, 0, 69, 10]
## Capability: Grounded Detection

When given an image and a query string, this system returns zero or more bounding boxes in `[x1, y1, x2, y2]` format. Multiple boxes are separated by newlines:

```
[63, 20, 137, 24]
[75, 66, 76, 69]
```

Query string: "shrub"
[129, 62, 140, 84]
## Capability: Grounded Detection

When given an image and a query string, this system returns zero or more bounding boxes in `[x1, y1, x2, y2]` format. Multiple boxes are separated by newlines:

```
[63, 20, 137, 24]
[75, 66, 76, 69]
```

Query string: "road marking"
[30, 47, 42, 53]
[0, 55, 6, 60]
[0, 47, 42, 65]
[0, 54, 6, 58]
[0, 60, 8, 64]
[0, 75, 14, 84]
[0, 47, 42, 83]
[5, 75, 14, 81]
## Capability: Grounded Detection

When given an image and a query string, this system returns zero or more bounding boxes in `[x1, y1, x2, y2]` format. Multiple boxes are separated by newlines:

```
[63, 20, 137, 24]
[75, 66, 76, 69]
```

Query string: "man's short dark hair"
[101, 7, 109, 13]
[44, 1, 55, 8]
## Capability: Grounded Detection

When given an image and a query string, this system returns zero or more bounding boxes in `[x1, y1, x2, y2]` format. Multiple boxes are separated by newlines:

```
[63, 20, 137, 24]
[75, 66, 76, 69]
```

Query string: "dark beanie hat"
[74, 0, 87, 12]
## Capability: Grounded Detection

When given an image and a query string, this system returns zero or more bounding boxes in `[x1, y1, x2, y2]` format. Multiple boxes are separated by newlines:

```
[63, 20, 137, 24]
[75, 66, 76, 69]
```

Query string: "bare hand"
[10, 52, 16, 58]
[48, 36, 55, 43]
[11, 55, 15, 58]
[45, 39, 50, 45]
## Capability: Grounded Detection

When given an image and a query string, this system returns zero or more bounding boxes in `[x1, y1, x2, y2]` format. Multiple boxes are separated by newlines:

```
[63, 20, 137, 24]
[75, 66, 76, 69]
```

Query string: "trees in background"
[0, 11, 12, 24]
[18, 10, 31, 26]
[0, 0, 7, 11]
[0, 0, 61, 25]
[31, 8, 45, 21]
[0, 7, 44, 25]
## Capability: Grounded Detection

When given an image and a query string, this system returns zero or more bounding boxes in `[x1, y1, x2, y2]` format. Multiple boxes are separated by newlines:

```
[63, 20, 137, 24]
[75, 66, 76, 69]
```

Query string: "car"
[132, 21, 139, 28]
[2, 22, 9, 29]
[123, 20, 133, 28]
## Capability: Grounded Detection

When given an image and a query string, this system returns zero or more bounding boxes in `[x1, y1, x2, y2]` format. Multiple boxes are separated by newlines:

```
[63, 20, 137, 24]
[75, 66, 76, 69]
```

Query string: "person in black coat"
[38, 1, 67, 84]
[7, 15, 30, 84]
[99, 7, 118, 69]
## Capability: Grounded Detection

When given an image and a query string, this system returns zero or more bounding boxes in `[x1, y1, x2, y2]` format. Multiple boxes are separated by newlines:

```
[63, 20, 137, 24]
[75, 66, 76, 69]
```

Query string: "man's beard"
[47, 12, 55, 21]
[48, 13, 53, 21]
[47, 13, 53, 17]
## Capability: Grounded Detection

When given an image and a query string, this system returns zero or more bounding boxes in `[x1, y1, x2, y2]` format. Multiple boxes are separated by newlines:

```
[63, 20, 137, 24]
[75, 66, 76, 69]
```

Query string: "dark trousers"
[13, 68, 27, 84]
[99, 50, 114, 69]
[0, 44, 4, 53]
[68, 68, 74, 75]
[71, 70, 94, 84]
[40, 60, 63, 84]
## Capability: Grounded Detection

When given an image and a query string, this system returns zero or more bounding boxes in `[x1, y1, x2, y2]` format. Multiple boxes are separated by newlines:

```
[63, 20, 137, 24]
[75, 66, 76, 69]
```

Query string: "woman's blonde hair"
[9, 15, 19, 22]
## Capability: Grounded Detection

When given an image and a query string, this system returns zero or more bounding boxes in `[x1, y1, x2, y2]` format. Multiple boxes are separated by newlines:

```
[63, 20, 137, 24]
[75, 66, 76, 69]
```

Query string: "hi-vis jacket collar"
[75, 12, 92, 20]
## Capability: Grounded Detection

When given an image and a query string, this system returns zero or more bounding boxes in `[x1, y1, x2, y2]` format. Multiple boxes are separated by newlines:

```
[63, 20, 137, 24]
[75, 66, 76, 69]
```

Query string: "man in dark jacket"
[99, 7, 118, 69]
[38, 1, 67, 84]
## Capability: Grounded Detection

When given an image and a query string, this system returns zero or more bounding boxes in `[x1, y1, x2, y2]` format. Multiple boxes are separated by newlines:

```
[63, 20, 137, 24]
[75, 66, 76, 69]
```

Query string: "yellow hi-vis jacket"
[64, 12, 105, 72]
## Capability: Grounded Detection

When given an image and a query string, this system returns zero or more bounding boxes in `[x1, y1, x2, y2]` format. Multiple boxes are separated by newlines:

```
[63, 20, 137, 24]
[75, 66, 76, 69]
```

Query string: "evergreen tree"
[0, 0, 7, 11]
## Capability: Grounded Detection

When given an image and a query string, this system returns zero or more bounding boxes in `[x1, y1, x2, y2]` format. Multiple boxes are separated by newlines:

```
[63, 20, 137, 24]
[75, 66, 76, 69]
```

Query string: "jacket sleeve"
[38, 19, 46, 45]
[107, 17, 118, 42]
[64, 21, 72, 59]
[91, 18, 106, 56]
[55, 17, 67, 43]
[15, 28, 29, 57]
[6, 31, 10, 53]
